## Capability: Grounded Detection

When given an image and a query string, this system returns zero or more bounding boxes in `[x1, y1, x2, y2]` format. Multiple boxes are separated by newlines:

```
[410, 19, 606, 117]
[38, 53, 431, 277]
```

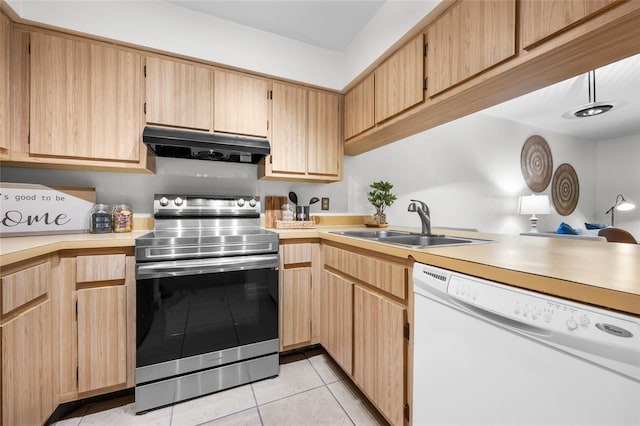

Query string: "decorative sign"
[0, 183, 96, 237]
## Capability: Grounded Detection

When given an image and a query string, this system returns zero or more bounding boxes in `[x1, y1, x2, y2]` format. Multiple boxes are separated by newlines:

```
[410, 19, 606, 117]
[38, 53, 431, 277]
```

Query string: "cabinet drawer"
[282, 243, 313, 265]
[76, 254, 126, 283]
[324, 245, 406, 299]
[1, 262, 50, 315]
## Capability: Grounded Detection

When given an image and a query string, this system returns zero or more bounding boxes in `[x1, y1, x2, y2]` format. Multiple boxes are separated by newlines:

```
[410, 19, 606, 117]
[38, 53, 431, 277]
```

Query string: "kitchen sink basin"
[331, 230, 411, 239]
[330, 230, 492, 248]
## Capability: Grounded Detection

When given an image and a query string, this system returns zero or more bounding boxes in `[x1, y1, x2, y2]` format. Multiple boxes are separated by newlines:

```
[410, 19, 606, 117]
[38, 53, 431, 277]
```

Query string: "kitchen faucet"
[408, 199, 432, 235]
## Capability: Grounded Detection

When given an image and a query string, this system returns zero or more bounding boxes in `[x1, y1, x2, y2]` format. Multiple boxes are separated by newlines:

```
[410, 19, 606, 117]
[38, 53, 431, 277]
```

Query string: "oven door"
[135, 253, 278, 385]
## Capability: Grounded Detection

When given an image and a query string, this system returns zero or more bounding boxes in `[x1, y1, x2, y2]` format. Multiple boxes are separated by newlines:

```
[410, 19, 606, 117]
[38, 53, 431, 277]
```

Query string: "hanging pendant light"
[563, 70, 614, 119]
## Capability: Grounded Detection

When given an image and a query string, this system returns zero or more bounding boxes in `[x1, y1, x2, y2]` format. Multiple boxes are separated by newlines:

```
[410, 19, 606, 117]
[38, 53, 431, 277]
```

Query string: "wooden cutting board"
[265, 196, 289, 228]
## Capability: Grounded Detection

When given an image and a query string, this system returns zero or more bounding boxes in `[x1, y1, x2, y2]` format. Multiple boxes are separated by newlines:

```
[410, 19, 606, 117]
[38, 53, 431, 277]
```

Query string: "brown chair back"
[597, 228, 638, 244]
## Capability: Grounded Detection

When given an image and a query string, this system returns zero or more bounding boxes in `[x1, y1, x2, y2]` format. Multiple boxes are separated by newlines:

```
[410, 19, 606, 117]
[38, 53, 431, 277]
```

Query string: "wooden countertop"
[276, 226, 640, 316]
[2, 226, 638, 315]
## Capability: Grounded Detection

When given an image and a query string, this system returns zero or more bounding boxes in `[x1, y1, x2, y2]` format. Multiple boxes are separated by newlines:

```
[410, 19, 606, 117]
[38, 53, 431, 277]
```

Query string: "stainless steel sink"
[330, 230, 411, 239]
[330, 230, 492, 248]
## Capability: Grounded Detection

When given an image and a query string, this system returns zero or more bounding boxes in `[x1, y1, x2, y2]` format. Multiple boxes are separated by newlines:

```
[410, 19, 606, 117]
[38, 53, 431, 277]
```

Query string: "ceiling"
[481, 53, 640, 141]
[166, 0, 386, 51]
[166, 0, 638, 141]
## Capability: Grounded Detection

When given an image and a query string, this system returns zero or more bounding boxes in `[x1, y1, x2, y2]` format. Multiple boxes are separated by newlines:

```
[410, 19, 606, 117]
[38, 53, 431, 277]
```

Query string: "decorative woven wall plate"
[552, 163, 579, 216]
[521, 135, 553, 192]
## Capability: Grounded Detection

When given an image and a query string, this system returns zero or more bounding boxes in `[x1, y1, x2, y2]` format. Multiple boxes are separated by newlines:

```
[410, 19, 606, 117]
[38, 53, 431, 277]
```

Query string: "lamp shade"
[519, 194, 550, 215]
[616, 199, 635, 211]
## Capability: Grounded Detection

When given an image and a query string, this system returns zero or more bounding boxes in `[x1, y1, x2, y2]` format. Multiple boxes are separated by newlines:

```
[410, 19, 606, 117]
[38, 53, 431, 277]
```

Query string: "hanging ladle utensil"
[288, 191, 298, 206]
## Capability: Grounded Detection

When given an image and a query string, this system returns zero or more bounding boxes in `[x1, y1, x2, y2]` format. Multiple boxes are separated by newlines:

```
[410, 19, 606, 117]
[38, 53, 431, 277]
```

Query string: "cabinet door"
[214, 71, 268, 137]
[30, 33, 142, 162]
[1, 261, 54, 426]
[0, 13, 10, 153]
[270, 83, 307, 174]
[321, 270, 353, 374]
[145, 56, 212, 130]
[353, 285, 405, 426]
[77, 285, 127, 393]
[344, 74, 374, 140]
[281, 268, 312, 347]
[2, 301, 54, 426]
[374, 35, 424, 123]
[521, 0, 619, 48]
[307, 91, 340, 177]
[428, 0, 516, 96]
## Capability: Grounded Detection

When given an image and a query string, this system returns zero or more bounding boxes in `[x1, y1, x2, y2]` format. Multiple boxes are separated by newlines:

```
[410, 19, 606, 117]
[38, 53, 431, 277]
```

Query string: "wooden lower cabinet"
[281, 268, 312, 348]
[321, 243, 409, 425]
[74, 253, 132, 396]
[353, 285, 406, 426]
[57, 251, 135, 404]
[321, 270, 353, 375]
[1, 259, 55, 426]
[77, 285, 127, 394]
[280, 242, 320, 350]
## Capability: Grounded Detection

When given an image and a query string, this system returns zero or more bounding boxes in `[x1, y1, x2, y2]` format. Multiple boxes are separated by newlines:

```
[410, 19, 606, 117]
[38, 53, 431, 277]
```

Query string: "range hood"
[142, 126, 270, 164]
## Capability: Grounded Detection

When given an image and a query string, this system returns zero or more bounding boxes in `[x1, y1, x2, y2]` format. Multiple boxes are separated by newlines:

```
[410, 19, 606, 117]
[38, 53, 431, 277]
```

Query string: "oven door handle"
[136, 254, 279, 279]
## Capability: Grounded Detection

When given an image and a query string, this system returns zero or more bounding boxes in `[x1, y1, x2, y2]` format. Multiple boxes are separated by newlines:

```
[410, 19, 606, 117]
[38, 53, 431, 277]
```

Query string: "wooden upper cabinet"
[0, 13, 10, 154]
[29, 33, 142, 162]
[521, 0, 620, 48]
[145, 56, 213, 131]
[214, 70, 268, 137]
[261, 86, 342, 182]
[344, 74, 374, 140]
[428, 0, 516, 96]
[307, 90, 340, 177]
[270, 82, 307, 174]
[374, 34, 425, 124]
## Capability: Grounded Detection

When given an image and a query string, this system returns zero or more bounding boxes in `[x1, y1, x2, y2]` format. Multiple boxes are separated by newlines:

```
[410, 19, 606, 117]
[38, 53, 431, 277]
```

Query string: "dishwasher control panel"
[415, 263, 640, 352]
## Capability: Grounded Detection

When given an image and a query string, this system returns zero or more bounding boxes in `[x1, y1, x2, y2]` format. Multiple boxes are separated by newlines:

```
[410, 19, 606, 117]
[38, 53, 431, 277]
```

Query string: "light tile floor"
[54, 349, 388, 426]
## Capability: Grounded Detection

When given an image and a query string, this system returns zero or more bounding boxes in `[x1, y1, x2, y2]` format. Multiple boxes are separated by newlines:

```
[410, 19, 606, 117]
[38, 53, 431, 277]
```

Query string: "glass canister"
[112, 204, 133, 233]
[90, 204, 113, 233]
[281, 203, 295, 221]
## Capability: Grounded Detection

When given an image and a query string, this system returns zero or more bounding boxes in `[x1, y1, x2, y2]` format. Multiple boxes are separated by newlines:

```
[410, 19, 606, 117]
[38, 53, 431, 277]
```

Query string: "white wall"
[333, 113, 599, 235]
[342, 0, 440, 84]
[596, 134, 640, 241]
[1, 113, 622, 236]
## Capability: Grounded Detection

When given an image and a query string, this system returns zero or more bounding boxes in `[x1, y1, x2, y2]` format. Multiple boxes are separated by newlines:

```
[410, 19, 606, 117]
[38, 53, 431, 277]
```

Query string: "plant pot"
[371, 213, 386, 225]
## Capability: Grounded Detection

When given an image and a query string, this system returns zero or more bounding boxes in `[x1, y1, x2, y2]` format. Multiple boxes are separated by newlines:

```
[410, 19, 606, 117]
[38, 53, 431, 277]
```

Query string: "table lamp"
[519, 194, 550, 233]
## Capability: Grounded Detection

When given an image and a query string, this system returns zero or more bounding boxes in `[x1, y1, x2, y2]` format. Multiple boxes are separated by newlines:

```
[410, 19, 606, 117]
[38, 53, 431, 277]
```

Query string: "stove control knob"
[566, 319, 578, 331]
[174, 197, 184, 207]
[237, 198, 246, 207]
[249, 198, 257, 207]
[159, 196, 169, 207]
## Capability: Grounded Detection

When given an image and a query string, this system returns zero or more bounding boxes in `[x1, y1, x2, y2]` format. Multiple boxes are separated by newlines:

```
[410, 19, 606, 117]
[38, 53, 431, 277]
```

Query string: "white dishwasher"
[413, 263, 640, 426]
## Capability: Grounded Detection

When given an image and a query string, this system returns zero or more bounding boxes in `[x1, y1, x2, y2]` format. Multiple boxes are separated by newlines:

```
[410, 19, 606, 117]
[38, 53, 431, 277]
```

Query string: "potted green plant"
[367, 180, 397, 225]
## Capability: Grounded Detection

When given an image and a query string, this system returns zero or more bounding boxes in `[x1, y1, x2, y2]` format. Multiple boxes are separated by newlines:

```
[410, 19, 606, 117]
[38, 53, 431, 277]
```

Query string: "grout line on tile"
[192, 407, 258, 426]
[250, 382, 265, 426]
[168, 404, 175, 425]
[326, 384, 357, 426]
[256, 383, 327, 408]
